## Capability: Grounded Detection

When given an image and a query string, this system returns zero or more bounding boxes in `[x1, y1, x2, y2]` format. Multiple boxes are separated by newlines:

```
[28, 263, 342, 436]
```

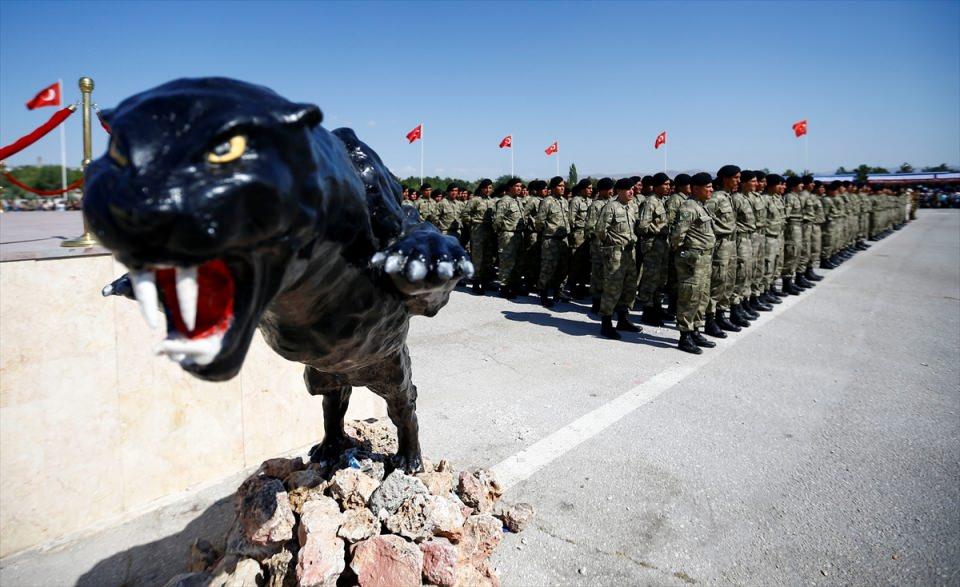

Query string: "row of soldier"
[400, 171, 912, 353]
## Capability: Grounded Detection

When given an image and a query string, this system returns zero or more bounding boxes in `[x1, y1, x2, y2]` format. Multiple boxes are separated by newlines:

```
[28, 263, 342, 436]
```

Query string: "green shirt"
[494, 195, 524, 232]
[536, 195, 570, 238]
[638, 194, 668, 237]
[731, 191, 757, 233]
[705, 190, 736, 237]
[568, 196, 591, 232]
[670, 198, 715, 251]
[765, 193, 785, 237]
[596, 199, 638, 247]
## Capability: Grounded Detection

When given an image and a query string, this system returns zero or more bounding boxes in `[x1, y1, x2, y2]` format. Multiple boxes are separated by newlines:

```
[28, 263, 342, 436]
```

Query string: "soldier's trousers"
[600, 245, 639, 317]
[675, 248, 711, 333]
[763, 236, 781, 291]
[567, 230, 590, 289]
[751, 232, 765, 296]
[859, 215, 868, 240]
[589, 239, 604, 301]
[733, 233, 753, 305]
[798, 223, 812, 272]
[782, 222, 803, 277]
[708, 236, 735, 314]
[470, 225, 495, 284]
[822, 222, 835, 258]
[538, 236, 569, 292]
[497, 230, 523, 287]
[520, 233, 540, 287]
[636, 236, 669, 307]
[809, 224, 822, 265]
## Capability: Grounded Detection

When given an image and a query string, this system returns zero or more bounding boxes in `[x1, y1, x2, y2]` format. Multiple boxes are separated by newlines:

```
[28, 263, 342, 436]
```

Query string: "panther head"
[84, 77, 364, 381]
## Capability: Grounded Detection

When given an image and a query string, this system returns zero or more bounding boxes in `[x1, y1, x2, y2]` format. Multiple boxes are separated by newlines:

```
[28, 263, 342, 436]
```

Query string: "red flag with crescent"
[499, 135, 512, 149]
[406, 124, 422, 143]
[26, 82, 61, 110]
[544, 141, 558, 156]
[792, 120, 808, 137]
[654, 131, 666, 149]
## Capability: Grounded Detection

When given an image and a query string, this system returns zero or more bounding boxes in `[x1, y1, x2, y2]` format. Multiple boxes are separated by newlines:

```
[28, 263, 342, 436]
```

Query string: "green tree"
[0, 165, 83, 200]
[836, 166, 849, 174]
[922, 163, 956, 172]
[567, 163, 578, 187]
[898, 162, 914, 173]
[783, 169, 797, 177]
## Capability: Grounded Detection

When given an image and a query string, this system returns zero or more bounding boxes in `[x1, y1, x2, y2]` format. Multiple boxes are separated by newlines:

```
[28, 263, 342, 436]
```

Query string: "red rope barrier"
[0, 105, 77, 161]
[3, 172, 83, 197]
[96, 109, 111, 134]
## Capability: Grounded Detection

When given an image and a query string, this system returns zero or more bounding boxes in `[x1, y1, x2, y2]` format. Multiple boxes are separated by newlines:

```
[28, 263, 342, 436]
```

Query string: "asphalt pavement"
[409, 210, 960, 586]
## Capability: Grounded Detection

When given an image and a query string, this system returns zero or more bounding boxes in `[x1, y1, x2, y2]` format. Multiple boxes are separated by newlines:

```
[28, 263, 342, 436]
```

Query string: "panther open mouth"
[126, 258, 242, 368]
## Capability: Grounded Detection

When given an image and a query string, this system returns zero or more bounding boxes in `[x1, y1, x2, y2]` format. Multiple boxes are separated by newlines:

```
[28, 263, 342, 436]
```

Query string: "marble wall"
[0, 254, 385, 558]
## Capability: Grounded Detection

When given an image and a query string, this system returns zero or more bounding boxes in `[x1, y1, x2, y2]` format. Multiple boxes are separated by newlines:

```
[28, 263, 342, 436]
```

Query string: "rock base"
[163, 418, 533, 587]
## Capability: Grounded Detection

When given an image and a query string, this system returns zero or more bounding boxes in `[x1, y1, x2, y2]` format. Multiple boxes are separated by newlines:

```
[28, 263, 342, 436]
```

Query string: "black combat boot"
[751, 295, 773, 312]
[501, 284, 517, 299]
[665, 295, 678, 316]
[640, 306, 665, 327]
[590, 299, 600, 314]
[716, 310, 742, 332]
[704, 313, 727, 338]
[600, 316, 621, 340]
[781, 277, 802, 295]
[691, 329, 716, 348]
[829, 254, 842, 266]
[677, 331, 702, 354]
[795, 272, 814, 288]
[730, 304, 752, 327]
[540, 291, 555, 308]
[820, 257, 837, 269]
[740, 300, 759, 319]
[472, 281, 484, 295]
[765, 287, 783, 304]
[804, 267, 823, 281]
[857, 240, 870, 250]
[616, 308, 642, 332]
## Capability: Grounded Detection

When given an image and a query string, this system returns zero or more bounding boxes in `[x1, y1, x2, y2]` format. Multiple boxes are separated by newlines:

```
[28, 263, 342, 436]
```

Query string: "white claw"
[176, 266, 198, 331]
[458, 259, 475, 279]
[437, 261, 454, 279]
[384, 253, 405, 275]
[405, 259, 427, 282]
[130, 271, 160, 329]
[370, 252, 387, 267]
[101, 284, 114, 297]
[155, 332, 224, 366]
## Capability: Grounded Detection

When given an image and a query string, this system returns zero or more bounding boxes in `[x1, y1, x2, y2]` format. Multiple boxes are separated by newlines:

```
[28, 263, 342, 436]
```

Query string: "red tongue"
[156, 259, 235, 339]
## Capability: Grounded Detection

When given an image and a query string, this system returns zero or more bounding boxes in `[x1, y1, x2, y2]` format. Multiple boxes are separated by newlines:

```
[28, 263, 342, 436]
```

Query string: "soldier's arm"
[670, 206, 693, 251]
[596, 204, 614, 244]
[637, 197, 653, 234]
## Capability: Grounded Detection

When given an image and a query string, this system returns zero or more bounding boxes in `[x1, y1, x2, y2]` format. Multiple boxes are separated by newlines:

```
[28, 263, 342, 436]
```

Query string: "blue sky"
[1, 1, 958, 179]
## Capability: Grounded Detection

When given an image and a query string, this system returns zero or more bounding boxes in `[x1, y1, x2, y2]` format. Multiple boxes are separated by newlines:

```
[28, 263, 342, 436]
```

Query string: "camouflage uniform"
[462, 195, 495, 285]
[520, 196, 542, 289]
[781, 190, 804, 277]
[536, 194, 571, 293]
[585, 196, 610, 302]
[434, 198, 461, 238]
[596, 199, 639, 317]
[798, 190, 817, 273]
[494, 195, 525, 290]
[663, 191, 687, 304]
[763, 192, 785, 291]
[567, 194, 591, 293]
[810, 193, 825, 267]
[748, 190, 767, 297]
[730, 190, 756, 305]
[416, 197, 437, 225]
[670, 198, 715, 333]
[635, 194, 669, 307]
[704, 190, 736, 314]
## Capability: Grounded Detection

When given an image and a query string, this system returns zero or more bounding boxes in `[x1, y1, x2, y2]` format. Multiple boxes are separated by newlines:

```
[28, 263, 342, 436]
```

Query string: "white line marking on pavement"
[491, 233, 899, 490]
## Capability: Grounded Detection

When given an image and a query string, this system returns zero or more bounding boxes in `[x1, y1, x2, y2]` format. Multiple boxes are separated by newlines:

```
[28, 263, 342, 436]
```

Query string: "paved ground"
[407, 210, 959, 586]
[2, 211, 957, 586]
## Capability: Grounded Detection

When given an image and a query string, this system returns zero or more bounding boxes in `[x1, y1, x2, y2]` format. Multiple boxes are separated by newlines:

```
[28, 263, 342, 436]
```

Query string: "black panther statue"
[85, 78, 472, 472]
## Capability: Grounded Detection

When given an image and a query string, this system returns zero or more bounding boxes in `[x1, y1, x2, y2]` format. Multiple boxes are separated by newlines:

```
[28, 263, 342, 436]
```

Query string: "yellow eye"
[207, 135, 246, 164]
[108, 139, 128, 167]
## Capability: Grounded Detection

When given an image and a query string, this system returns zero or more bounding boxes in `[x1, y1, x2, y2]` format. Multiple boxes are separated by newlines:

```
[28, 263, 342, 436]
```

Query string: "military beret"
[828, 180, 842, 191]
[597, 177, 615, 190]
[786, 176, 803, 189]
[813, 181, 822, 188]
[505, 178, 523, 188]
[529, 180, 547, 191]
[717, 165, 741, 179]
[494, 184, 506, 196]
[842, 180, 852, 187]
[740, 170, 757, 182]
[754, 171, 767, 181]
[641, 175, 653, 186]
[691, 172, 712, 187]
[446, 183, 459, 192]
[766, 174, 784, 186]
[801, 175, 814, 184]
[576, 178, 592, 189]
[652, 172, 670, 186]
[478, 179, 493, 189]
[420, 183, 433, 191]
[674, 173, 692, 187]
[630, 176, 642, 184]
[549, 176, 565, 188]
[615, 178, 634, 190]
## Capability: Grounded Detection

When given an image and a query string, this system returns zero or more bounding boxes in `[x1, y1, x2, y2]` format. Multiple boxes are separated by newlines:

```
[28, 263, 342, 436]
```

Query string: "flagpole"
[419, 122, 424, 186]
[803, 133, 809, 175]
[510, 139, 514, 177]
[58, 79, 67, 193]
[663, 143, 667, 174]
[556, 141, 560, 176]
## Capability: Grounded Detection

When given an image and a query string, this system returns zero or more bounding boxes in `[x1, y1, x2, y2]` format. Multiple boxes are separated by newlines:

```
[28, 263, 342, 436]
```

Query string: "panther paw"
[371, 231, 473, 295]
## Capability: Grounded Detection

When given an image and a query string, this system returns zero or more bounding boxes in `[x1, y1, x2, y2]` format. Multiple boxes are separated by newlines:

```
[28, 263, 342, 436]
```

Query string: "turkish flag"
[499, 135, 512, 149]
[544, 141, 558, 156]
[792, 120, 807, 138]
[406, 124, 422, 143]
[654, 131, 667, 149]
[26, 82, 61, 110]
